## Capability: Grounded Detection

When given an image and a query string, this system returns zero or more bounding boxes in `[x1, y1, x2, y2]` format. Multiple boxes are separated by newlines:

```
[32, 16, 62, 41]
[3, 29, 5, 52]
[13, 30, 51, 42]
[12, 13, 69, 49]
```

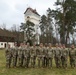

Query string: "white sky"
[0, 0, 56, 29]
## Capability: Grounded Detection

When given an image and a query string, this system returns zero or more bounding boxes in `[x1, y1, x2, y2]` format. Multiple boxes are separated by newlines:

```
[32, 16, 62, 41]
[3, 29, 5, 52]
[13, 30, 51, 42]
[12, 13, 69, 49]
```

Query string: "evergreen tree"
[20, 20, 35, 44]
[52, 0, 76, 45]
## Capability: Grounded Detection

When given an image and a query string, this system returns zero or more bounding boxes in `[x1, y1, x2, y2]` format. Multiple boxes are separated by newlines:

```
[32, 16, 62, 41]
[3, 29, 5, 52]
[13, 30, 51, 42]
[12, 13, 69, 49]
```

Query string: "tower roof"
[24, 7, 40, 16]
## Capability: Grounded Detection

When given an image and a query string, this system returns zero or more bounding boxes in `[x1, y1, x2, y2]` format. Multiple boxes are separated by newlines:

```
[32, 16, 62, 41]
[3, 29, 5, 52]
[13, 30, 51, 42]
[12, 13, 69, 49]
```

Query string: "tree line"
[1, 0, 76, 46]
[39, 0, 76, 46]
[20, 0, 76, 46]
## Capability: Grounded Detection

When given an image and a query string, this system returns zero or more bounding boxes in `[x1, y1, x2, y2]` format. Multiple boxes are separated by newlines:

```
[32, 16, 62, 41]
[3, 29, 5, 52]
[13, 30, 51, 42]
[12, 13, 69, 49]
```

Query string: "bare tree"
[1, 23, 6, 30]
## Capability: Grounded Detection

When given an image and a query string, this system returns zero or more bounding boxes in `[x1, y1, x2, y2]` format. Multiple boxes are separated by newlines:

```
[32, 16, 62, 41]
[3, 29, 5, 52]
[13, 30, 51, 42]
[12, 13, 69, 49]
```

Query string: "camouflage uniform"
[61, 48, 69, 68]
[12, 46, 18, 67]
[54, 47, 62, 68]
[69, 48, 76, 68]
[36, 46, 41, 67]
[30, 46, 36, 68]
[24, 46, 30, 68]
[18, 47, 23, 67]
[5, 47, 12, 68]
[42, 47, 48, 67]
[47, 47, 54, 68]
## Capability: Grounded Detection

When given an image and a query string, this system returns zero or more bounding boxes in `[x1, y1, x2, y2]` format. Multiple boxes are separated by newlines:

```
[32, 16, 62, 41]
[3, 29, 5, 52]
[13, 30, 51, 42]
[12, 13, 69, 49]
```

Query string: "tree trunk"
[65, 31, 69, 47]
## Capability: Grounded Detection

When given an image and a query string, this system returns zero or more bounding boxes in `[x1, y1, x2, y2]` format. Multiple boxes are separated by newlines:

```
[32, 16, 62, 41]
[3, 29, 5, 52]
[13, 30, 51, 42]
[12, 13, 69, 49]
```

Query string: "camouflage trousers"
[6, 56, 12, 68]
[37, 55, 42, 67]
[70, 57, 76, 68]
[47, 57, 53, 68]
[13, 56, 18, 67]
[18, 55, 24, 67]
[42, 56, 48, 67]
[37, 55, 47, 67]
[23, 56, 30, 68]
[61, 56, 68, 68]
[30, 56, 36, 68]
[55, 56, 61, 68]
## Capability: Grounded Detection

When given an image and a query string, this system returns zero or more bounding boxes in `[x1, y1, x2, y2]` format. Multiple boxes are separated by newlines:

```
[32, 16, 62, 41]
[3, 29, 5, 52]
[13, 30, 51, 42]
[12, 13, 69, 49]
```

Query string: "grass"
[0, 50, 76, 75]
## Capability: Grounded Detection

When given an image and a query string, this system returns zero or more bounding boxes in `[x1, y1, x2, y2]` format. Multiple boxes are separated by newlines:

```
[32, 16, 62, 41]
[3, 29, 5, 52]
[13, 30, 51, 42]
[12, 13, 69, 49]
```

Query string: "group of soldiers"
[5, 42, 76, 69]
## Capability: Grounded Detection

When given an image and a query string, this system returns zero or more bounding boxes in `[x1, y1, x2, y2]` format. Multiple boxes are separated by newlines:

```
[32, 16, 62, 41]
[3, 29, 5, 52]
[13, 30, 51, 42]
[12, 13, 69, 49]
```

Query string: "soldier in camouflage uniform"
[61, 44, 69, 69]
[21, 43, 25, 67]
[69, 44, 76, 68]
[54, 43, 62, 68]
[5, 44, 12, 68]
[36, 44, 40, 67]
[12, 43, 18, 67]
[47, 43, 54, 68]
[43, 43, 48, 67]
[22, 43, 26, 67]
[24, 43, 30, 68]
[30, 43, 36, 68]
[58, 43, 63, 68]
[36, 43, 43, 67]
[18, 43, 23, 67]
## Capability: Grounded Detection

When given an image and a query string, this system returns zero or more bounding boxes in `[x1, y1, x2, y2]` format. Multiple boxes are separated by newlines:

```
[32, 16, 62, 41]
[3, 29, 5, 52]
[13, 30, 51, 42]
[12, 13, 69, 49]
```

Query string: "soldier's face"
[8, 44, 10, 48]
[40, 43, 43, 47]
[27, 43, 30, 46]
[14, 43, 17, 46]
[63, 45, 65, 48]
[59, 44, 62, 47]
[49, 44, 52, 48]
[24, 44, 26, 47]
[20, 43, 23, 46]
[56, 44, 58, 47]
[33, 44, 36, 47]
[71, 45, 74, 49]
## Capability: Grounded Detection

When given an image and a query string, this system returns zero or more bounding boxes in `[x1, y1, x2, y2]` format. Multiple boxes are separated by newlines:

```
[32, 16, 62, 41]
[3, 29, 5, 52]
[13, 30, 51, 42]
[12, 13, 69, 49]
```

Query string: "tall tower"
[24, 7, 41, 44]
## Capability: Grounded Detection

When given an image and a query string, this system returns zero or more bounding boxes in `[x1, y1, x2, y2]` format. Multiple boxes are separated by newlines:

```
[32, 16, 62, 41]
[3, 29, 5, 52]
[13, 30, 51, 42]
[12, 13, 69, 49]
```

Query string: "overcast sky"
[0, 0, 56, 29]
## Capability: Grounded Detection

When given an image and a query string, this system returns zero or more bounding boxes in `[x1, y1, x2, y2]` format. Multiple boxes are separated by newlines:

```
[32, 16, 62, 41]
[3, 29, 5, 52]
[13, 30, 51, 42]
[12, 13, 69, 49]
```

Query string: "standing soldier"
[36, 43, 43, 67]
[5, 44, 12, 68]
[36, 44, 40, 67]
[21, 43, 25, 67]
[43, 43, 48, 67]
[69, 44, 76, 68]
[30, 43, 36, 68]
[12, 42, 18, 67]
[47, 43, 54, 68]
[40, 43, 45, 67]
[24, 43, 30, 68]
[22, 43, 26, 67]
[61, 44, 69, 69]
[54, 43, 62, 68]
[18, 43, 23, 67]
[59, 43, 63, 66]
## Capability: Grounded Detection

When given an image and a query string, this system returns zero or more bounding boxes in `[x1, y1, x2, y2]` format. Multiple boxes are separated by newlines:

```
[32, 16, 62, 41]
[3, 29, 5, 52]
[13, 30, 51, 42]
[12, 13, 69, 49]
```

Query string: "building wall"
[24, 9, 41, 44]
[0, 42, 14, 48]
[24, 11, 40, 25]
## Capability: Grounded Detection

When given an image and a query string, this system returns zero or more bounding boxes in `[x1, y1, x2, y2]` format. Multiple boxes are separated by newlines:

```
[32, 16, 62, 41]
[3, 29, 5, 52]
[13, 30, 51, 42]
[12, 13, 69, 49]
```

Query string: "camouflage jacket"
[54, 47, 62, 57]
[47, 47, 54, 58]
[69, 48, 76, 58]
[62, 48, 69, 57]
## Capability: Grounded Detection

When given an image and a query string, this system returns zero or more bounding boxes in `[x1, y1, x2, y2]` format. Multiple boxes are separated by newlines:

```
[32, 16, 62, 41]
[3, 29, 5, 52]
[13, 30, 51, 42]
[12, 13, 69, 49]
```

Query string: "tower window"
[27, 16, 30, 18]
